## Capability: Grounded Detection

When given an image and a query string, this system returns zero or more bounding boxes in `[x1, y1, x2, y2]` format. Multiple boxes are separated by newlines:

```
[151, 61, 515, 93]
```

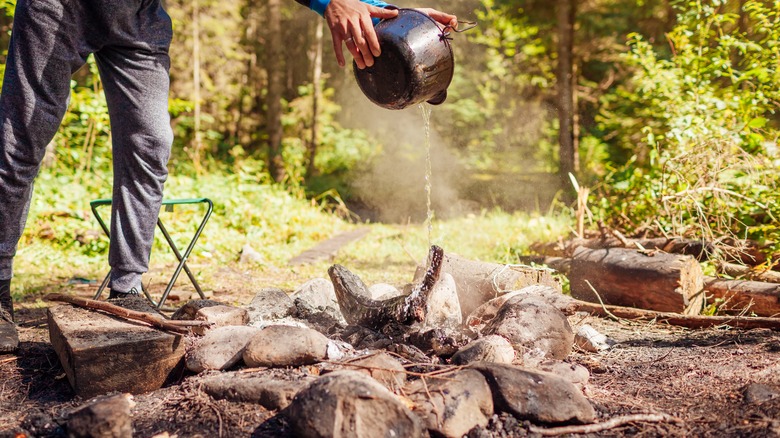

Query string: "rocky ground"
[2, 274, 780, 437]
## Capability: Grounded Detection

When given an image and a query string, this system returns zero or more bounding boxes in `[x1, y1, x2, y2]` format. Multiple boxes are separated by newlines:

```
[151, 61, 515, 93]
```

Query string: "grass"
[11, 169, 573, 305]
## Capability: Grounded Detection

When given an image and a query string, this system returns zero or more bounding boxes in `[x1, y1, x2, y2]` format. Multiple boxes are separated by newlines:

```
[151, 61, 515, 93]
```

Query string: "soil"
[2, 284, 780, 437]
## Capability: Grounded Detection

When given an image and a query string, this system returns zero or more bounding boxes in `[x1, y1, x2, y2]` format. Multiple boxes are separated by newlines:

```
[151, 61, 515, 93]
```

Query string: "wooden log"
[703, 277, 780, 317]
[716, 262, 780, 284]
[48, 304, 186, 398]
[531, 237, 715, 260]
[569, 247, 704, 315]
[532, 237, 766, 265]
[433, 253, 561, 319]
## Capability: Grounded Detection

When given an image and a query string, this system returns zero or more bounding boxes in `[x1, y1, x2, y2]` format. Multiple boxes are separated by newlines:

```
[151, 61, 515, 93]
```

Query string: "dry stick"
[528, 413, 681, 436]
[717, 261, 780, 283]
[44, 294, 209, 334]
[572, 300, 780, 330]
[324, 360, 464, 379]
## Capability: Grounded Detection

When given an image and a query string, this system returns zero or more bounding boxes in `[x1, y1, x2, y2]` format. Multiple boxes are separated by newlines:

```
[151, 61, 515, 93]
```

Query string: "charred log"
[328, 245, 444, 330]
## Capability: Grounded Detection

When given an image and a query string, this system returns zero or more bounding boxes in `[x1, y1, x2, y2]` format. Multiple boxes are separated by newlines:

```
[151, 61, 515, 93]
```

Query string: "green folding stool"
[90, 198, 213, 309]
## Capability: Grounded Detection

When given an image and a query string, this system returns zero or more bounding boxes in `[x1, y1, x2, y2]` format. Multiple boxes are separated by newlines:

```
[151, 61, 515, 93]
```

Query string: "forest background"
[0, 0, 778, 293]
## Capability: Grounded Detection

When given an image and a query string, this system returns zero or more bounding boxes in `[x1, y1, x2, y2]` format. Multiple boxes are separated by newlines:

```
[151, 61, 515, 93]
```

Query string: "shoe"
[0, 279, 18, 353]
[108, 286, 142, 300]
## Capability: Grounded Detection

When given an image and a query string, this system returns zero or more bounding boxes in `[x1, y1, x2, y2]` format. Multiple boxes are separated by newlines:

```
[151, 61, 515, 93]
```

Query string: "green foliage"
[592, 0, 780, 253]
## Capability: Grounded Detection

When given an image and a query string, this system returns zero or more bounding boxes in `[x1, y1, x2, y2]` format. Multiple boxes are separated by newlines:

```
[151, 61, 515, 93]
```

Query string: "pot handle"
[449, 21, 478, 33]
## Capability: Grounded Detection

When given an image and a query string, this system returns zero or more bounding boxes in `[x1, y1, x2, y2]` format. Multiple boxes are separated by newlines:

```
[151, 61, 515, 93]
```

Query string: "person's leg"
[0, 0, 88, 314]
[91, 0, 174, 294]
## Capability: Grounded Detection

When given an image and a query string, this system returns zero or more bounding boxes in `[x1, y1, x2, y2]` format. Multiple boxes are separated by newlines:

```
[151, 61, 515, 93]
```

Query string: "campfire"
[46, 244, 697, 437]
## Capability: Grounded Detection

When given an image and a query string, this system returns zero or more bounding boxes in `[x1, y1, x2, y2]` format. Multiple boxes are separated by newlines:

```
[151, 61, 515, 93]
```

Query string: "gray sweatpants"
[0, 0, 174, 291]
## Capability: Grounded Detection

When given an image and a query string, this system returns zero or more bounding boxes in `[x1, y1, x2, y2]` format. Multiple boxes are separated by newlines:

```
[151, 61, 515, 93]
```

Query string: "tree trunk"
[266, 0, 285, 182]
[556, 0, 577, 197]
[704, 277, 780, 317]
[306, 20, 324, 179]
[569, 247, 704, 314]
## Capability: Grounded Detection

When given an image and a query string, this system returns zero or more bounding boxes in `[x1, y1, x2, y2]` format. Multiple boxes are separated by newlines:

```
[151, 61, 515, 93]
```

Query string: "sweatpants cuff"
[110, 269, 143, 292]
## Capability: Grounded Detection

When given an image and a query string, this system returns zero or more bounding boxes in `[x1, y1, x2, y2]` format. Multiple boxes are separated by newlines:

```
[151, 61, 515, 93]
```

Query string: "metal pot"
[354, 9, 464, 110]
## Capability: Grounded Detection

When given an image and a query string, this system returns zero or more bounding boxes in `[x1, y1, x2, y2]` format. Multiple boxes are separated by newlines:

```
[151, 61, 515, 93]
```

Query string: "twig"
[324, 360, 464, 379]
[584, 280, 623, 323]
[45, 294, 209, 334]
[0, 356, 18, 365]
[528, 413, 681, 436]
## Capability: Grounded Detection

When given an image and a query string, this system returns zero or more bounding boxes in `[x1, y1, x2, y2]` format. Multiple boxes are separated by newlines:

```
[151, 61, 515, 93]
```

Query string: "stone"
[407, 369, 493, 438]
[66, 393, 134, 438]
[186, 325, 262, 373]
[575, 324, 613, 352]
[470, 362, 596, 424]
[291, 299, 346, 334]
[200, 371, 316, 411]
[170, 299, 223, 321]
[239, 244, 265, 265]
[192, 305, 250, 336]
[431, 253, 562, 318]
[743, 383, 780, 404]
[286, 370, 425, 438]
[291, 278, 339, 311]
[483, 295, 574, 361]
[245, 288, 295, 324]
[336, 352, 407, 391]
[466, 285, 575, 334]
[451, 335, 515, 365]
[368, 283, 402, 300]
[243, 325, 330, 368]
[48, 304, 185, 399]
[423, 273, 462, 329]
[534, 360, 590, 389]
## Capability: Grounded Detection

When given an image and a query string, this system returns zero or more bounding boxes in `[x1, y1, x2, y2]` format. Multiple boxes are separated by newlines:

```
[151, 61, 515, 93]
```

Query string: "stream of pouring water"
[419, 103, 433, 247]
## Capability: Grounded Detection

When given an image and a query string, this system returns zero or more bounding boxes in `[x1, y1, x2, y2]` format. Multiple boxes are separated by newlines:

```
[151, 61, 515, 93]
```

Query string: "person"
[0, 0, 456, 349]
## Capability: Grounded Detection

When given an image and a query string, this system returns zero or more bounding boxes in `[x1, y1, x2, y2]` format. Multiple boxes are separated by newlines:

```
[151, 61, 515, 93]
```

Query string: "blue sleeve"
[296, 0, 391, 18]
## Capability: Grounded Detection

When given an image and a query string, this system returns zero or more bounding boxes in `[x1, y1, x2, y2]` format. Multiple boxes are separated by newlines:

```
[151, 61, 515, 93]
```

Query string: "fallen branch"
[528, 413, 681, 436]
[717, 262, 780, 284]
[45, 294, 210, 334]
[572, 300, 780, 330]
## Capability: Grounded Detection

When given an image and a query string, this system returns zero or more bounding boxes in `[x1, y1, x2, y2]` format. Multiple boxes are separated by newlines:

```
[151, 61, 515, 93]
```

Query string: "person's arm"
[295, 0, 457, 69]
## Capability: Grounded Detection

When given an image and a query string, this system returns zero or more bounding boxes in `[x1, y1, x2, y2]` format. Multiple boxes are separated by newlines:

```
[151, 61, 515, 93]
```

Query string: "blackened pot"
[354, 8, 453, 110]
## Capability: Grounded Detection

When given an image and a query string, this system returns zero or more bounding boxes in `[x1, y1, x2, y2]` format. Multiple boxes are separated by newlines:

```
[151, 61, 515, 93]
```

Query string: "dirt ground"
[2, 282, 780, 437]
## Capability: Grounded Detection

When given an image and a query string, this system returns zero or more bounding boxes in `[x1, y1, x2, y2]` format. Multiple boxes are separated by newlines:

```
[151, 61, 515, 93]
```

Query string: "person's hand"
[324, 0, 398, 69]
[415, 8, 457, 29]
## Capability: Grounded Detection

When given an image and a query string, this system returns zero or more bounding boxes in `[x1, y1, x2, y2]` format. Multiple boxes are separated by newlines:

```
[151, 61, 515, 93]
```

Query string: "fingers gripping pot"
[354, 9, 461, 110]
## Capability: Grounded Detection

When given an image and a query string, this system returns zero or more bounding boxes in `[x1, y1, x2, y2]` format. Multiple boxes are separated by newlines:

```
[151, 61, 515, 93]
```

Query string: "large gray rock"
[66, 393, 134, 438]
[451, 335, 515, 365]
[466, 285, 574, 334]
[186, 325, 261, 373]
[246, 288, 295, 324]
[422, 273, 462, 329]
[243, 325, 330, 368]
[286, 371, 425, 438]
[407, 369, 493, 438]
[200, 372, 316, 411]
[291, 278, 339, 312]
[470, 362, 596, 424]
[483, 295, 574, 361]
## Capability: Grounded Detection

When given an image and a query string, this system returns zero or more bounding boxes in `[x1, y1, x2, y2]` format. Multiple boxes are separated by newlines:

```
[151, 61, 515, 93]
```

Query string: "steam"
[338, 83, 471, 223]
